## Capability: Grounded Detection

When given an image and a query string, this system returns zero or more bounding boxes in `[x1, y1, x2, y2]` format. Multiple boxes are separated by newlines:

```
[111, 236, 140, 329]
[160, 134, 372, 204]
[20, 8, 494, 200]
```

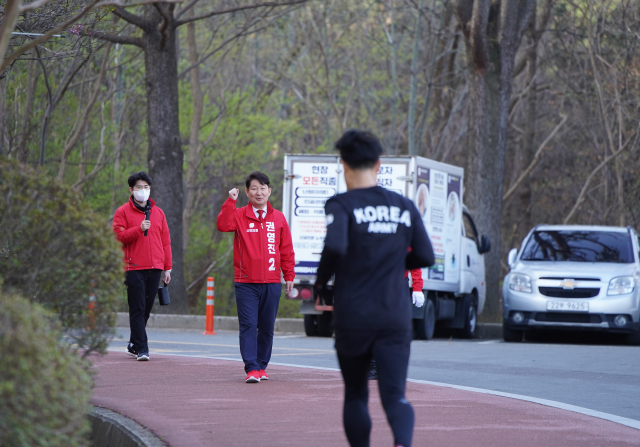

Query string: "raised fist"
[229, 188, 239, 200]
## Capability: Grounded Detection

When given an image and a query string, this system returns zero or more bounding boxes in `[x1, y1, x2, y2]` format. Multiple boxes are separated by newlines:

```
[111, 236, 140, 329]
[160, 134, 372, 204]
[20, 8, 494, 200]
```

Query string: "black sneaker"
[137, 350, 150, 361]
[126, 343, 138, 358]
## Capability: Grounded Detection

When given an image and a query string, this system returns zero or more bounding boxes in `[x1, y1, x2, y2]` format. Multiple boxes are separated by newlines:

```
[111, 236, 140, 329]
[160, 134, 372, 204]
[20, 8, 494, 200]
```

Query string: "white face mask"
[133, 189, 150, 202]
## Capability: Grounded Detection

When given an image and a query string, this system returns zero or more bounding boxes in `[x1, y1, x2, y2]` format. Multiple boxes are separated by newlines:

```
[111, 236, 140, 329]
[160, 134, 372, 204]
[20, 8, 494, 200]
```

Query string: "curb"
[116, 313, 503, 339]
[90, 406, 166, 447]
[476, 323, 502, 339]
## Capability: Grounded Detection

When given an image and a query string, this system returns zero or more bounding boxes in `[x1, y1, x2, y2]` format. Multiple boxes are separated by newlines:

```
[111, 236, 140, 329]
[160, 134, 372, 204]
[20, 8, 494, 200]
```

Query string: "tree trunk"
[143, 6, 187, 314]
[0, 0, 21, 65]
[465, 43, 503, 322]
[455, 0, 535, 322]
[0, 77, 7, 156]
[15, 58, 39, 162]
[431, 3, 455, 116]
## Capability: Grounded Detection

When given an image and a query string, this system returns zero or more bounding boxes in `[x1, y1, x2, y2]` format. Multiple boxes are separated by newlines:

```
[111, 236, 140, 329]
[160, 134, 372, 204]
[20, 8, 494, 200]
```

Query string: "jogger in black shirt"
[315, 130, 435, 447]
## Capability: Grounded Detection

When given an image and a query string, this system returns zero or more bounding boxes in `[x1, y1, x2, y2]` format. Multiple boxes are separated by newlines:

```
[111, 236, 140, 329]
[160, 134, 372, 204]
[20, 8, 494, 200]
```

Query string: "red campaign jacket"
[112, 197, 172, 272]
[216, 198, 295, 283]
[405, 268, 424, 292]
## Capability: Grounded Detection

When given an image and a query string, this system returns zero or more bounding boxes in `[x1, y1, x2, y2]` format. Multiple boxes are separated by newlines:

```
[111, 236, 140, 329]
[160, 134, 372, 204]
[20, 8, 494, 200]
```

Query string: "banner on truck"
[377, 162, 408, 197]
[415, 166, 462, 283]
[289, 161, 338, 275]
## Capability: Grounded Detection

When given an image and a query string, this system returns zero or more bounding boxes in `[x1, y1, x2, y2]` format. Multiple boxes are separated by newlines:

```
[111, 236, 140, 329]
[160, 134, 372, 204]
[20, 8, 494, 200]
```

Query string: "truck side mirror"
[479, 235, 491, 254]
[508, 248, 518, 268]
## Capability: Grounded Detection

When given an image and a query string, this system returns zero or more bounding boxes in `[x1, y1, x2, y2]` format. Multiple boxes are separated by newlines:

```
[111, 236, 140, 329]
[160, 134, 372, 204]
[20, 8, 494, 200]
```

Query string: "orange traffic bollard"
[203, 277, 216, 335]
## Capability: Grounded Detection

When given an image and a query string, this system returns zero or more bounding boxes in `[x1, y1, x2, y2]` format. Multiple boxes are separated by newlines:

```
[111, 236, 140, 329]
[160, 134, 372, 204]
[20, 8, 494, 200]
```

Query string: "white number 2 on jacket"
[268, 258, 275, 271]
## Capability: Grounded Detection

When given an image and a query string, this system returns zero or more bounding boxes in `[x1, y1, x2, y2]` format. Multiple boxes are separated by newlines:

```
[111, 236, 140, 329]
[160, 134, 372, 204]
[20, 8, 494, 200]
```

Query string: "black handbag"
[157, 282, 170, 306]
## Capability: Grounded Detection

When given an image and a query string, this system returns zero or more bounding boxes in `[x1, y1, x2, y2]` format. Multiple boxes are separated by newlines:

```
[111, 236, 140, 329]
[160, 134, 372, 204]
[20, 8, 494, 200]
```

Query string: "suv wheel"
[503, 325, 523, 342]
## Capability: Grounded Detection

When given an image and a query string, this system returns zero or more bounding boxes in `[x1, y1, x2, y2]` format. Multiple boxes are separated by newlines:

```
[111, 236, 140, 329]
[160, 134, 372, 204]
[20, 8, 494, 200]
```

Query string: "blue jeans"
[234, 283, 282, 373]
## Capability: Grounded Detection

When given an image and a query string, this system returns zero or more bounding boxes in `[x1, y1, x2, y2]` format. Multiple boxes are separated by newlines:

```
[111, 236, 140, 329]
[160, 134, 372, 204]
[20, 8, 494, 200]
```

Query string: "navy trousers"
[234, 282, 282, 373]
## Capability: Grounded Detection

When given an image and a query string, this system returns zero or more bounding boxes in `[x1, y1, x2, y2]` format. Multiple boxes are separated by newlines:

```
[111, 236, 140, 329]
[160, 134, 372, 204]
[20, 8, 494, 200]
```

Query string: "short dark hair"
[245, 171, 270, 189]
[128, 171, 153, 188]
[334, 129, 383, 169]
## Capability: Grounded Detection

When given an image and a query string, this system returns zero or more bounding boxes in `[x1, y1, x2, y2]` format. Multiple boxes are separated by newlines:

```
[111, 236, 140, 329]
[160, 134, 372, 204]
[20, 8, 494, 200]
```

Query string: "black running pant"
[125, 269, 162, 352]
[336, 329, 414, 447]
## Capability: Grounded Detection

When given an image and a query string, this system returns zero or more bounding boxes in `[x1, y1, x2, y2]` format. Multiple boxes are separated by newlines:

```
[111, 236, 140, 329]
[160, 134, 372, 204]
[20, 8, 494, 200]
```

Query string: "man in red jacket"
[113, 171, 172, 361]
[217, 171, 295, 383]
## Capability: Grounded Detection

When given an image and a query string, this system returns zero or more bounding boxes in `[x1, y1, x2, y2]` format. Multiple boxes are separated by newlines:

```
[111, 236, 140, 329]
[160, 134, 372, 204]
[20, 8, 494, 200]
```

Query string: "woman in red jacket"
[112, 171, 172, 361]
[217, 171, 295, 383]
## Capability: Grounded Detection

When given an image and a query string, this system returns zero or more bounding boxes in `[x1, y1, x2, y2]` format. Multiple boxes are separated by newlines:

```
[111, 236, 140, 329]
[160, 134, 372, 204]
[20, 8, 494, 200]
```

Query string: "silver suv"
[502, 225, 640, 345]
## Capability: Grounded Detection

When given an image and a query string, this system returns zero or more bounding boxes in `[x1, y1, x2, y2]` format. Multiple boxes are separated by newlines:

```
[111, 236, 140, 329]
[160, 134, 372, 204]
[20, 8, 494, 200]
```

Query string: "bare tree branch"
[175, 0, 200, 19]
[563, 122, 640, 224]
[453, 0, 474, 38]
[0, 0, 22, 65]
[175, 0, 309, 27]
[38, 46, 91, 165]
[469, 0, 490, 71]
[58, 43, 112, 180]
[178, 18, 272, 78]
[503, 114, 568, 202]
[86, 30, 143, 47]
[112, 6, 151, 30]
[73, 101, 109, 189]
[0, 0, 102, 72]
[98, 0, 184, 7]
[154, 2, 173, 29]
[18, 0, 52, 13]
[186, 244, 233, 291]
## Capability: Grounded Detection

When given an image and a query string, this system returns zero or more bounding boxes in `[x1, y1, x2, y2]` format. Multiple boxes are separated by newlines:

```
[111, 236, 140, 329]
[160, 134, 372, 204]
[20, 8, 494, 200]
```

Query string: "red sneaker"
[245, 370, 260, 383]
[259, 369, 269, 380]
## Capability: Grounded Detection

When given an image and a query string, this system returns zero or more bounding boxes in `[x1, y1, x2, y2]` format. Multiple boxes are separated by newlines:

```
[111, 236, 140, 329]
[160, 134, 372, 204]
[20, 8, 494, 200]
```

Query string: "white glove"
[412, 291, 425, 308]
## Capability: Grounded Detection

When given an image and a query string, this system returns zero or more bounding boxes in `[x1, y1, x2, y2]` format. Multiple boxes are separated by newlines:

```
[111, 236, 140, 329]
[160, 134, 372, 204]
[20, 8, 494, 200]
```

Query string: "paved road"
[108, 327, 640, 422]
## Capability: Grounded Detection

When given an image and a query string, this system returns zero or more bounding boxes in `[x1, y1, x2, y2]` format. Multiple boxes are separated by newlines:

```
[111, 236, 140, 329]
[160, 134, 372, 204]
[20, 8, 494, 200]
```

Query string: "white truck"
[282, 154, 491, 339]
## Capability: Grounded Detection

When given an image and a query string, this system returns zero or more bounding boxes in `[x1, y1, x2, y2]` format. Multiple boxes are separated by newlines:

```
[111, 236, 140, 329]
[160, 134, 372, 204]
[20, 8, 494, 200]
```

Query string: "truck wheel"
[304, 315, 319, 337]
[503, 325, 523, 342]
[458, 296, 477, 339]
[317, 311, 334, 337]
[626, 329, 640, 346]
[415, 300, 435, 340]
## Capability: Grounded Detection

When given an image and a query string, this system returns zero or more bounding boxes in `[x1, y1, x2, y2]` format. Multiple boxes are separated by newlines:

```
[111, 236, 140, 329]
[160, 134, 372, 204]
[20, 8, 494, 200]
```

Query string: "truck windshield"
[520, 231, 634, 263]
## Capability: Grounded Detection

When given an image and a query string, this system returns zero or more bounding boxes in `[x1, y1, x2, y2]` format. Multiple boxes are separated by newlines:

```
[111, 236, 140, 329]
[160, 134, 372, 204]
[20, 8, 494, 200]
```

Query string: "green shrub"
[0, 158, 123, 355]
[0, 292, 93, 447]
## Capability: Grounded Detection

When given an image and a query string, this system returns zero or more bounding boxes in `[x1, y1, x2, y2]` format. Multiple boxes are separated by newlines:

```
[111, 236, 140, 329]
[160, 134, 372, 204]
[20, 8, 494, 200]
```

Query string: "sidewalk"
[91, 352, 640, 447]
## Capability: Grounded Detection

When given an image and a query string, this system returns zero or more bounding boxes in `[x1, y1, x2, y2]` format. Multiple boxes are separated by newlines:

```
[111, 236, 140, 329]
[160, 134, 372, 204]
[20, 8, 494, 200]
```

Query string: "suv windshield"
[520, 231, 634, 263]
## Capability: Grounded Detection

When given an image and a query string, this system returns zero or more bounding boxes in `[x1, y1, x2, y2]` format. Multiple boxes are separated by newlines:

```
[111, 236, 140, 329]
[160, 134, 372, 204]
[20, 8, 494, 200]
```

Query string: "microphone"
[144, 209, 150, 237]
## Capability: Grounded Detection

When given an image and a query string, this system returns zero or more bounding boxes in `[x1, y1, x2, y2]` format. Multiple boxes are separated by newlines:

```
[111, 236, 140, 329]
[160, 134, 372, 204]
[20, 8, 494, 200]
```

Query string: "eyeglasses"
[134, 185, 150, 190]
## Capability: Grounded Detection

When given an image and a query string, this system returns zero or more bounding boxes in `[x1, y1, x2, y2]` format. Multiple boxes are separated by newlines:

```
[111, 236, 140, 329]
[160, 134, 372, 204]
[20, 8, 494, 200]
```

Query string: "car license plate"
[546, 301, 589, 311]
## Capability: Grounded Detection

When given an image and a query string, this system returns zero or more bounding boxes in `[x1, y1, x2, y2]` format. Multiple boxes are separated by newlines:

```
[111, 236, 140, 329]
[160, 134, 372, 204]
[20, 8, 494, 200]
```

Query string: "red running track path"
[91, 352, 640, 447]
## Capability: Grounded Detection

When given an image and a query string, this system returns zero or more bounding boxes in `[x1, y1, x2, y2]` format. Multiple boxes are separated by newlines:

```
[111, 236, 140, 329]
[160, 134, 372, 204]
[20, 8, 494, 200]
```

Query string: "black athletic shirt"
[316, 186, 435, 331]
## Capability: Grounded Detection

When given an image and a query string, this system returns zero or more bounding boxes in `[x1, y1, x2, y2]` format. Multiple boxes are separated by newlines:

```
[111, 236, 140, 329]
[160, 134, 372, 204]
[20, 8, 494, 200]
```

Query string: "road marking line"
[105, 349, 640, 432]
[406, 378, 640, 431]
